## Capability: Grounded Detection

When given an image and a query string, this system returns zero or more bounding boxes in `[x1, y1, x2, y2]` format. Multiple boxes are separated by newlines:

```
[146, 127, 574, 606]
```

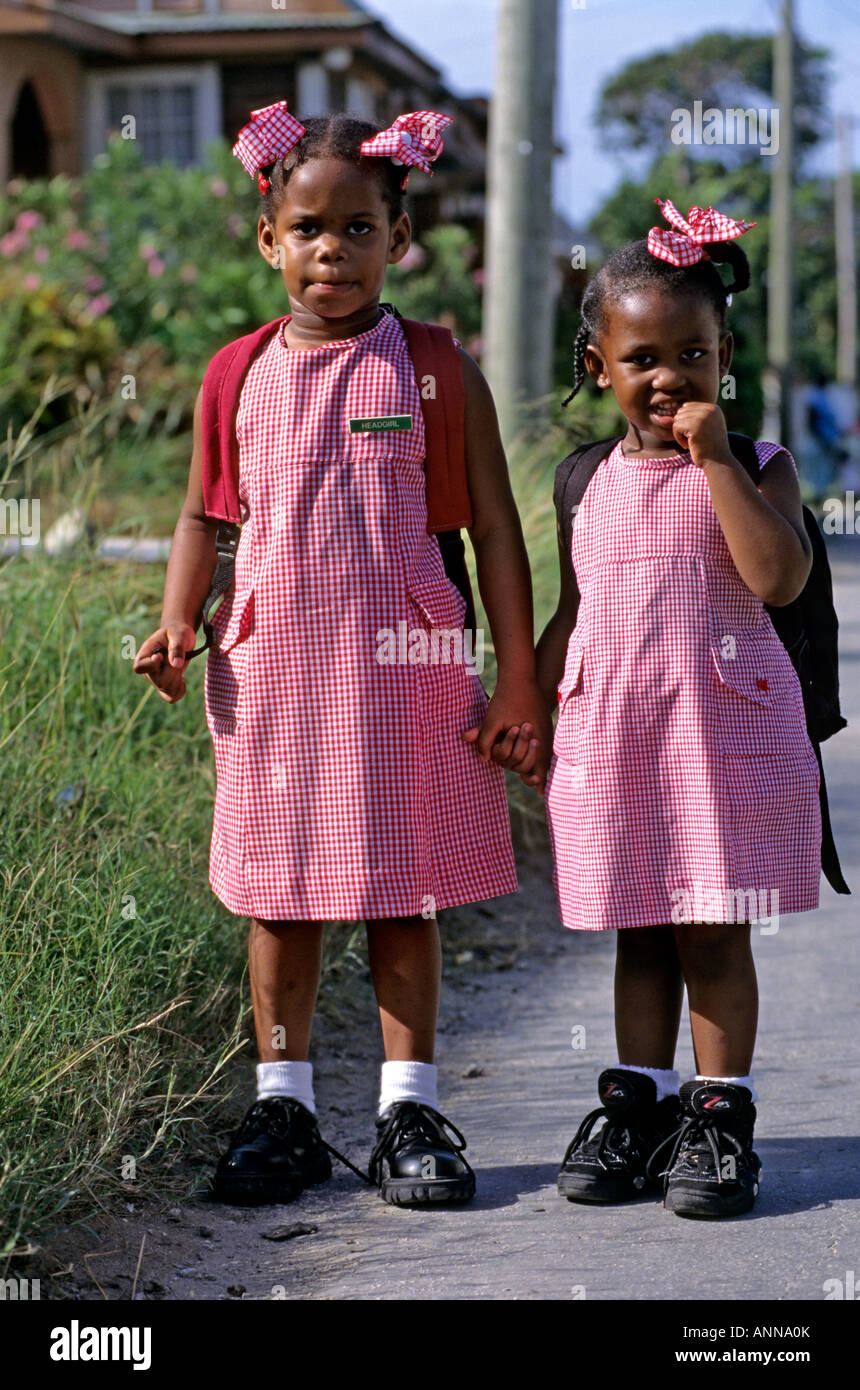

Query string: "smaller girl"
[497, 199, 821, 1218]
[135, 103, 551, 1208]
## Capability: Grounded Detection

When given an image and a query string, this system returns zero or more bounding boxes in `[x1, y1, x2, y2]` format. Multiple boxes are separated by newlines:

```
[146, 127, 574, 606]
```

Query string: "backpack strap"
[553, 436, 621, 621]
[200, 316, 285, 524]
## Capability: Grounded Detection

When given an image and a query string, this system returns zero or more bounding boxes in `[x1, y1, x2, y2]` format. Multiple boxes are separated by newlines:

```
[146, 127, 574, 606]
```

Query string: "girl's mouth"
[312, 281, 355, 294]
[649, 401, 684, 424]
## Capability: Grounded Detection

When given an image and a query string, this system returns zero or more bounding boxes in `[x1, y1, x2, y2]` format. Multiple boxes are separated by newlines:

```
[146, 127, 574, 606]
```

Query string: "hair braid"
[562, 321, 591, 406]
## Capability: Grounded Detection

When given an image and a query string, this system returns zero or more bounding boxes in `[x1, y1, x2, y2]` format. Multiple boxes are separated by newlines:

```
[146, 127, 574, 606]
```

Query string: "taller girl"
[135, 103, 550, 1207]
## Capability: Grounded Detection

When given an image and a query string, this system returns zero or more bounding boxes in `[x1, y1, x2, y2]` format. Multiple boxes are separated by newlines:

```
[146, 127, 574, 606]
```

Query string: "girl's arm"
[457, 348, 553, 788]
[534, 523, 579, 711]
[133, 385, 220, 702]
[674, 403, 812, 605]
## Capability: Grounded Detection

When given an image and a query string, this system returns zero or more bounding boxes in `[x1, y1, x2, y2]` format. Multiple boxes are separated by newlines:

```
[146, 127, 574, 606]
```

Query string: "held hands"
[133, 622, 196, 703]
[671, 402, 734, 469]
[461, 680, 553, 793]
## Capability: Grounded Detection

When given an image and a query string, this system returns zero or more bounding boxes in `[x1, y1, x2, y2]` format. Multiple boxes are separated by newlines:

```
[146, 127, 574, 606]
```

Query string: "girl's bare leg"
[614, 925, 685, 1067]
[673, 922, 758, 1075]
[366, 915, 441, 1062]
[248, 918, 325, 1061]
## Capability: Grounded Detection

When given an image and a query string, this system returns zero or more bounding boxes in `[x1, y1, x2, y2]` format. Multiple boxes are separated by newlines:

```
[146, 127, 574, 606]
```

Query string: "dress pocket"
[554, 643, 585, 763]
[205, 587, 254, 725]
[709, 629, 804, 755]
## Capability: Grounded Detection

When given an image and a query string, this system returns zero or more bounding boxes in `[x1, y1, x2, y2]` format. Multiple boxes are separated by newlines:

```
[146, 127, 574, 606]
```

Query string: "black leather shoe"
[647, 1080, 761, 1219]
[211, 1097, 332, 1207]
[558, 1068, 682, 1204]
[368, 1101, 476, 1206]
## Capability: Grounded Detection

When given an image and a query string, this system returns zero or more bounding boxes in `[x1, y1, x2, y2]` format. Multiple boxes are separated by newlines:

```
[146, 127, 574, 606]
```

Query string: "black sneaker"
[558, 1068, 682, 1204]
[646, 1080, 761, 1219]
[211, 1097, 332, 1207]
[368, 1101, 476, 1206]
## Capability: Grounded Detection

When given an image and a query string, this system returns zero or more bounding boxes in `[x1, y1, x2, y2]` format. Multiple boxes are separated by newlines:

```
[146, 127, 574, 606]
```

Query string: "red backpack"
[186, 306, 475, 656]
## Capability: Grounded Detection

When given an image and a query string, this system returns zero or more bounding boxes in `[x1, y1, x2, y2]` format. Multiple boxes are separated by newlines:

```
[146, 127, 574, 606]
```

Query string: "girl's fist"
[671, 401, 731, 467]
[133, 623, 196, 703]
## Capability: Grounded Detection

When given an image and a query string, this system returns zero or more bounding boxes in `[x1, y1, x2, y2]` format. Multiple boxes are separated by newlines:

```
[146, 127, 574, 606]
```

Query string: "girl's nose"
[650, 364, 685, 389]
[317, 235, 347, 260]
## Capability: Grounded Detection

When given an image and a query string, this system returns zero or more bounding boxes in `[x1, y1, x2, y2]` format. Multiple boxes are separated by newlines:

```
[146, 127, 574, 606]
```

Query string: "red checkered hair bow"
[233, 100, 307, 192]
[647, 197, 757, 267]
[360, 111, 453, 186]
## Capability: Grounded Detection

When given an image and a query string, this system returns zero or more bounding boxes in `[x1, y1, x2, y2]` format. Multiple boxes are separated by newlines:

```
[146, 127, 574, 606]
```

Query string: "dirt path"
[23, 544, 860, 1303]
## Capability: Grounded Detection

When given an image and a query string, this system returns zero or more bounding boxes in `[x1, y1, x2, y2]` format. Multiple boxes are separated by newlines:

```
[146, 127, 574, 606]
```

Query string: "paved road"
[162, 536, 860, 1302]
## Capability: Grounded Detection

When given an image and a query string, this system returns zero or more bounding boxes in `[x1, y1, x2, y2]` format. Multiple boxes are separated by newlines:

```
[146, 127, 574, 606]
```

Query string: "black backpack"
[553, 432, 849, 896]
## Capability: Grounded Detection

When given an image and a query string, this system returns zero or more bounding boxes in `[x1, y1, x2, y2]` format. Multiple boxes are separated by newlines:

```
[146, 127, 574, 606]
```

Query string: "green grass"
[0, 389, 612, 1262]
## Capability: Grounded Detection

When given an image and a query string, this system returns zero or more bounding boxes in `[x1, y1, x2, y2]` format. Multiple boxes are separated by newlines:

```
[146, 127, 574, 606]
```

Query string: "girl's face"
[257, 157, 411, 338]
[584, 287, 733, 454]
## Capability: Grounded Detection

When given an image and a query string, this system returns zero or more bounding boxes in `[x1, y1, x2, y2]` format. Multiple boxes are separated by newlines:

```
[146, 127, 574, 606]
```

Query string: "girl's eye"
[292, 222, 318, 237]
[348, 221, 373, 235]
[682, 348, 707, 360]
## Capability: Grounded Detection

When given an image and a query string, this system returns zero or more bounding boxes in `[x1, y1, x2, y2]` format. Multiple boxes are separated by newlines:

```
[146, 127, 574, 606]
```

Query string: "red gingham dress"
[544, 439, 821, 932]
[203, 311, 518, 922]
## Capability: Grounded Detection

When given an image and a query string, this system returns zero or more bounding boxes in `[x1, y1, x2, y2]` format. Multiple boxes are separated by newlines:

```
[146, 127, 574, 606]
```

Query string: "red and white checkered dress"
[545, 439, 821, 932]
[204, 311, 517, 921]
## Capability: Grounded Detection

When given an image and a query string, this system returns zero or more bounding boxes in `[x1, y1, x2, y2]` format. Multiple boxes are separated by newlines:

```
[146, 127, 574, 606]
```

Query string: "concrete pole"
[764, 0, 795, 450]
[835, 114, 856, 389]
[483, 0, 559, 445]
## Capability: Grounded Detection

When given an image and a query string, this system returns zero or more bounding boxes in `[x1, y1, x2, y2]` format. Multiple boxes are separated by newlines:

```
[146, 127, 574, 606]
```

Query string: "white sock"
[695, 1073, 758, 1102]
[256, 1060, 316, 1114]
[378, 1060, 438, 1116]
[615, 1063, 680, 1103]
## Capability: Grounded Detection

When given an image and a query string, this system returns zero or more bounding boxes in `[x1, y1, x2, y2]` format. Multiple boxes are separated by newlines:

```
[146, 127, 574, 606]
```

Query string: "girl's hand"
[133, 623, 196, 703]
[672, 401, 733, 468]
[461, 682, 553, 792]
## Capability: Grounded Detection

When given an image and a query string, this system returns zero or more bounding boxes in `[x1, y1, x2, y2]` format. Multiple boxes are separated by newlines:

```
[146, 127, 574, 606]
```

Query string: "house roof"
[58, 2, 372, 35]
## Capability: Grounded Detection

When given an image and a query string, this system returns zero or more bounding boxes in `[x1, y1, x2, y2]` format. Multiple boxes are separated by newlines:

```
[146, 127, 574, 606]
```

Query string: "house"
[0, 0, 488, 236]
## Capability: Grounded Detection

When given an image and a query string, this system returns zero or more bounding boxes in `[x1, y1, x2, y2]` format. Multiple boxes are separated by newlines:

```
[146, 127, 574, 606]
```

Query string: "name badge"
[349, 414, 413, 433]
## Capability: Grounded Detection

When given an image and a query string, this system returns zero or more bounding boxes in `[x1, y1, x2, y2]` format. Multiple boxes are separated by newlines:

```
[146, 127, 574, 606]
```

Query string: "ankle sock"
[256, 1060, 316, 1114]
[694, 1073, 758, 1103]
[378, 1060, 438, 1117]
[615, 1063, 680, 1103]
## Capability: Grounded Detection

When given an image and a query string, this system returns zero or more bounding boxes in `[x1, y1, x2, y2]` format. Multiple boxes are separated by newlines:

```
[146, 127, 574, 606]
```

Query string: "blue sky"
[362, 0, 860, 227]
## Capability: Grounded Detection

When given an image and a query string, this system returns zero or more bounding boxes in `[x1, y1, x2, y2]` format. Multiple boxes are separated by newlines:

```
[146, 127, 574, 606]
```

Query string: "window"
[85, 65, 221, 170]
[106, 83, 195, 165]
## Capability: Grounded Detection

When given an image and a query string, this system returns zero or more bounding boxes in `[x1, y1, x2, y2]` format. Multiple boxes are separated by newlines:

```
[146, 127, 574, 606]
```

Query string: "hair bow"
[647, 197, 757, 267]
[233, 100, 307, 192]
[359, 111, 453, 185]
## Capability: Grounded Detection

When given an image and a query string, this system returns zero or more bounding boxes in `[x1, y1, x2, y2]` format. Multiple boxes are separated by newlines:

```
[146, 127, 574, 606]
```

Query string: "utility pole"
[764, 0, 794, 451]
[835, 114, 856, 390]
[483, 0, 559, 446]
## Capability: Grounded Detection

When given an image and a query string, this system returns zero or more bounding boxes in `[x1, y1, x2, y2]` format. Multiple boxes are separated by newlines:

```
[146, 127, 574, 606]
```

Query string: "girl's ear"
[719, 330, 734, 377]
[387, 211, 412, 264]
[584, 344, 610, 389]
[257, 215, 279, 266]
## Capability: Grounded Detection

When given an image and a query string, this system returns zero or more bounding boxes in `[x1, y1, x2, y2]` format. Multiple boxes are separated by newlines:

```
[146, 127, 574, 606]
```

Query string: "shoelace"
[645, 1112, 747, 1187]
[369, 1102, 475, 1181]
[232, 1099, 374, 1185]
[561, 1104, 639, 1171]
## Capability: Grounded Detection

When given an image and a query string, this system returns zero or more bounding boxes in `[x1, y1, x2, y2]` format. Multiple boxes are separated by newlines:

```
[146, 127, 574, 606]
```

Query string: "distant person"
[134, 102, 550, 1208]
[496, 199, 822, 1219]
[806, 373, 844, 494]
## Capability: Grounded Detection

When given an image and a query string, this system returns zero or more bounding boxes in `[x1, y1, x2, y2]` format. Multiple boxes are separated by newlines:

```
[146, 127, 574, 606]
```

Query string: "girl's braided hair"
[257, 114, 406, 226]
[562, 238, 751, 406]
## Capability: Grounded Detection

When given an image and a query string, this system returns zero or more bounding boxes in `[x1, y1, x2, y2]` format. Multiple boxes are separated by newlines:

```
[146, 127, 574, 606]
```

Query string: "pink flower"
[23, 273, 41, 291]
[15, 210, 43, 232]
[471, 268, 485, 288]
[139, 241, 158, 260]
[147, 257, 165, 277]
[84, 275, 105, 292]
[399, 245, 427, 271]
[226, 214, 243, 237]
[83, 293, 113, 318]
[34, 246, 50, 264]
[65, 229, 91, 250]
[180, 262, 198, 283]
[209, 177, 228, 198]
[0, 231, 26, 257]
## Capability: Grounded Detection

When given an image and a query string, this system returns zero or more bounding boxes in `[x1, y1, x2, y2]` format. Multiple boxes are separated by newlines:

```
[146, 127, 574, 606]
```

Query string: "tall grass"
[0, 384, 611, 1261]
